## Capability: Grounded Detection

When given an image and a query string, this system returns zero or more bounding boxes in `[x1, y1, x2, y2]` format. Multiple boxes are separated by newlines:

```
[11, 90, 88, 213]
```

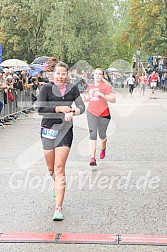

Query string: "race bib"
[42, 128, 59, 139]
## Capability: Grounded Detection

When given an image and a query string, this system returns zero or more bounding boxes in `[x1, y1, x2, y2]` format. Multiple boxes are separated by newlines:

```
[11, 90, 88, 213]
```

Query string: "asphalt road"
[0, 87, 167, 251]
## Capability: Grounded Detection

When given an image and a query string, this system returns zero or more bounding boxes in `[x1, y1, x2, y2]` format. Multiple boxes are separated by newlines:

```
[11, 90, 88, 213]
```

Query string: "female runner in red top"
[84, 68, 116, 166]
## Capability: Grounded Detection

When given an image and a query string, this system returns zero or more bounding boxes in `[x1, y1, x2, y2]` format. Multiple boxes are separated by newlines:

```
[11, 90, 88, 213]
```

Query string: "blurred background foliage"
[0, 0, 166, 67]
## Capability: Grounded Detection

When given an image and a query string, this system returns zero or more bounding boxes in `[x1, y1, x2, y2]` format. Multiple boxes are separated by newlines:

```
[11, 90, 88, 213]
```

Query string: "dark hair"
[31, 77, 36, 82]
[45, 57, 59, 72]
[55, 62, 69, 71]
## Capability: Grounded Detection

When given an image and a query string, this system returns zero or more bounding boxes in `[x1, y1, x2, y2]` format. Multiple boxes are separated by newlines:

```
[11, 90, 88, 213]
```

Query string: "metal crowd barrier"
[0, 87, 36, 119]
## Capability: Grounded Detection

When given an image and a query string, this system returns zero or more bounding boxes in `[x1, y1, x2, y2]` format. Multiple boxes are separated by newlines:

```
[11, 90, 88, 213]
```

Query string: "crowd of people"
[125, 70, 167, 97]
[0, 58, 58, 125]
[1, 58, 166, 121]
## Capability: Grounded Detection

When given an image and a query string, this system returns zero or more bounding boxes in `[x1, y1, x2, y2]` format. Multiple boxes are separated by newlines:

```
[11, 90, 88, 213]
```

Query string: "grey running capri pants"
[86, 110, 111, 140]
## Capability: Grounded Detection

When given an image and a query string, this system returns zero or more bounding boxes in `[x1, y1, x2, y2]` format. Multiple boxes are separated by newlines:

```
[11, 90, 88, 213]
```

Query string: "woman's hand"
[64, 112, 73, 121]
[82, 94, 89, 102]
[56, 106, 72, 113]
[94, 91, 105, 98]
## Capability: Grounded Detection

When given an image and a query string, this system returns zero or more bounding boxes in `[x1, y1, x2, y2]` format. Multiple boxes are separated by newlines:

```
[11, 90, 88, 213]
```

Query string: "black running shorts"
[41, 127, 73, 150]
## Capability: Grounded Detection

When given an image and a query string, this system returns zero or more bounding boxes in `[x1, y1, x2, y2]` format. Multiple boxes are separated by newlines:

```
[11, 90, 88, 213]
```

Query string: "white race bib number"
[42, 128, 58, 139]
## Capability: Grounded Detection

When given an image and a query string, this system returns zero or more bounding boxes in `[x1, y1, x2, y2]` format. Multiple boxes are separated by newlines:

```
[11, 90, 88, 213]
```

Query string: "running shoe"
[100, 149, 106, 159]
[52, 187, 56, 197]
[53, 207, 64, 221]
[89, 157, 97, 166]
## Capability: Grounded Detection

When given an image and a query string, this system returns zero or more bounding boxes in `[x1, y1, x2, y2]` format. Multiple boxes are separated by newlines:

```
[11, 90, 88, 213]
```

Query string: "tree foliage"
[0, 0, 166, 67]
[44, 0, 116, 67]
[0, 0, 54, 61]
[128, 0, 167, 55]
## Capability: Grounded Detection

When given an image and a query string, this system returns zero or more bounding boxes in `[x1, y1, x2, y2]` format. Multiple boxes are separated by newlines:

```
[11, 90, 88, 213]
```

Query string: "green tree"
[2, 0, 166, 67]
[107, 0, 134, 64]
[128, 0, 167, 56]
[0, 0, 137, 67]
[0, 0, 54, 62]
[44, 0, 115, 67]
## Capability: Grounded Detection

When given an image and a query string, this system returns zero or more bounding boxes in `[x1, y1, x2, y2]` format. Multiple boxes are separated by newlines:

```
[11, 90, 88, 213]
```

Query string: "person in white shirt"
[126, 74, 135, 97]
